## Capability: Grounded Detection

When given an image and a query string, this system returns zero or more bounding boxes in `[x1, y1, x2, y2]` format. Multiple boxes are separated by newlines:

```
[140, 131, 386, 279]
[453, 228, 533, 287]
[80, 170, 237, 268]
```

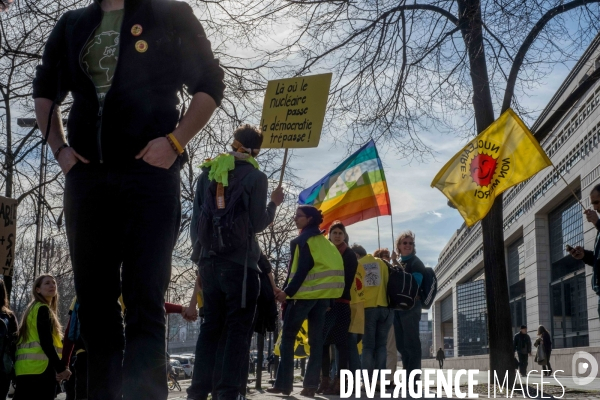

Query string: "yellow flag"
[273, 320, 310, 359]
[431, 109, 551, 226]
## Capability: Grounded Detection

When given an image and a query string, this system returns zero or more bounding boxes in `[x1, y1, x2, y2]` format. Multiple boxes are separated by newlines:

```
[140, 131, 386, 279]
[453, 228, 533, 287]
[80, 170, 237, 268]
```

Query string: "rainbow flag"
[298, 140, 392, 231]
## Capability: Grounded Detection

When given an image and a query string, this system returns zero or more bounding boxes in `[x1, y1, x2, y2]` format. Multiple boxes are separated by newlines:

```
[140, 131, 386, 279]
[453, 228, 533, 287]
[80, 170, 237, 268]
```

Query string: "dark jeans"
[394, 300, 422, 379]
[438, 359, 443, 369]
[64, 160, 181, 400]
[274, 299, 329, 392]
[518, 352, 529, 375]
[348, 333, 361, 371]
[187, 258, 260, 400]
[362, 307, 393, 375]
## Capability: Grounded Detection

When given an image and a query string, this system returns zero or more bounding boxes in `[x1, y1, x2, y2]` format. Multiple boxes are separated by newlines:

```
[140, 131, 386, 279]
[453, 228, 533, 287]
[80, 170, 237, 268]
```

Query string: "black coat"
[33, 0, 225, 164]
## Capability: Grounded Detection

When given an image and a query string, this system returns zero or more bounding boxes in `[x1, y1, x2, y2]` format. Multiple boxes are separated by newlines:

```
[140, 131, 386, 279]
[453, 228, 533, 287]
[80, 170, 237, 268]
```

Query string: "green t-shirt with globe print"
[81, 10, 124, 107]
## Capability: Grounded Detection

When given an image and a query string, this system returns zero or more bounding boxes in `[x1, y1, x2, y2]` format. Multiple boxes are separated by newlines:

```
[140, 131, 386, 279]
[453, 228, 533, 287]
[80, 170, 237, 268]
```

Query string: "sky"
[280, 65, 573, 269]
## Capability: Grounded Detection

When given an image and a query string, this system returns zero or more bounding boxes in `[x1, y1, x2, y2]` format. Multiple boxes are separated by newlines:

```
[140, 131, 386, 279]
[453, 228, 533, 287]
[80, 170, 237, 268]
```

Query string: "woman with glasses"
[267, 206, 345, 398]
[392, 231, 427, 389]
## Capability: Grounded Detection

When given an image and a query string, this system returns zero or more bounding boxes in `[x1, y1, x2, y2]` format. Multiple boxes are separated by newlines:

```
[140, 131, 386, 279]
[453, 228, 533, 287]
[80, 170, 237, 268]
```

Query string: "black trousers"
[518, 353, 529, 375]
[75, 352, 88, 399]
[438, 360, 443, 369]
[187, 258, 260, 400]
[14, 365, 56, 400]
[321, 302, 351, 379]
[65, 160, 181, 400]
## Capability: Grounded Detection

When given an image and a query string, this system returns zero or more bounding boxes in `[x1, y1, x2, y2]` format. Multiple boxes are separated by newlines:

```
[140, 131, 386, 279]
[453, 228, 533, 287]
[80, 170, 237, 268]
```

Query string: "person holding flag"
[268, 206, 345, 398]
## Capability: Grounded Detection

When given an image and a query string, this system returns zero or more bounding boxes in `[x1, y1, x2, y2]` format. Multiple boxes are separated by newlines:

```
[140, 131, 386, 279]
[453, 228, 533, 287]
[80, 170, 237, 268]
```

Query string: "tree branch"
[502, 0, 600, 113]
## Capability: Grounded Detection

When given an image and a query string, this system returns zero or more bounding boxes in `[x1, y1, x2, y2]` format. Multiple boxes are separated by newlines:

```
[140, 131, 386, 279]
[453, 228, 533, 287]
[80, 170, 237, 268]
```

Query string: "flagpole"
[376, 217, 381, 249]
[278, 148, 289, 188]
[390, 214, 395, 251]
[552, 164, 586, 211]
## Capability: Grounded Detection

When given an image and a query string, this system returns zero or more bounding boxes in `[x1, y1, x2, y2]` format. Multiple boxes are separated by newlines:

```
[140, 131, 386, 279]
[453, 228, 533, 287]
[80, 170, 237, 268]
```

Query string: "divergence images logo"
[460, 139, 511, 200]
[572, 351, 599, 386]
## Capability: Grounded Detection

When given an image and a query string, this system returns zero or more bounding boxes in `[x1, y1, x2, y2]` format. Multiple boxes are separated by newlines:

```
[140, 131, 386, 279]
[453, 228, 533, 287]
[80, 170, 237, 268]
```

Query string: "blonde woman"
[14, 275, 70, 399]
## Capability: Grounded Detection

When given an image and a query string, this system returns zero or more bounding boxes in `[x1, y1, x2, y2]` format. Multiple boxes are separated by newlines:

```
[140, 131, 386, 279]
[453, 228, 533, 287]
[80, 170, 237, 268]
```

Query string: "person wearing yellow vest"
[14, 274, 68, 400]
[267, 206, 345, 398]
[351, 244, 393, 379]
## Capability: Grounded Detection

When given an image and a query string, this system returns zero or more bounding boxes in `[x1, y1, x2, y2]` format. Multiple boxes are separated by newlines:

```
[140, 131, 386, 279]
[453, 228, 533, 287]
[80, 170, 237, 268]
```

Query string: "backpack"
[0, 314, 14, 374]
[387, 264, 419, 310]
[196, 163, 255, 255]
[419, 267, 438, 309]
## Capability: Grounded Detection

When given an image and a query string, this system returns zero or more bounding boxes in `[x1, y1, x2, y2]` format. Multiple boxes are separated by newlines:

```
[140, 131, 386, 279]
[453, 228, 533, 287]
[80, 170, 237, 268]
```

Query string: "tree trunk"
[457, 0, 515, 382]
[2, 93, 13, 300]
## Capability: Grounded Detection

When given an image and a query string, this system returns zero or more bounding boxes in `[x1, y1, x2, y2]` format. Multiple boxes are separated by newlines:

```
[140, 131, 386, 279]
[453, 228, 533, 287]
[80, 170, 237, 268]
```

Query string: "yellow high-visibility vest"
[287, 235, 345, 300]
[15, 302, 62, 376]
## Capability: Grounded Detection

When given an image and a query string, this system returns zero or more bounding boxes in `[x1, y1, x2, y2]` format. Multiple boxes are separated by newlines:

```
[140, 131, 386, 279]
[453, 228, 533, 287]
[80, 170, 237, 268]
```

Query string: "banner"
[260, 73, 332, 149]
[0, 196, 16, 277]
[431, 109, 551, 226]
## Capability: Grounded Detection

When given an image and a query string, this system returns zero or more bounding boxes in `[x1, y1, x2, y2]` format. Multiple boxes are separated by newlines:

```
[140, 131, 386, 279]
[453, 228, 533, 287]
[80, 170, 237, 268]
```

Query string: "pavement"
[245, 369, 600, 399]
[47, 368, 600, 400]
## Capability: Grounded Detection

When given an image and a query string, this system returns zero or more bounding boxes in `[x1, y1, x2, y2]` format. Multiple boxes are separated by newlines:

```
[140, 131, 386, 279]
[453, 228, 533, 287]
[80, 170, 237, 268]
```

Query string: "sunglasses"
[402, 241, 415, 245]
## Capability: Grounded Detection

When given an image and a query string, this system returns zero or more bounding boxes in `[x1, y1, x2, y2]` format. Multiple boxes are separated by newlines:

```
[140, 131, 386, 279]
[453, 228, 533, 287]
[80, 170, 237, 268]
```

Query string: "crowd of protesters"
[7, 0, 598, 398]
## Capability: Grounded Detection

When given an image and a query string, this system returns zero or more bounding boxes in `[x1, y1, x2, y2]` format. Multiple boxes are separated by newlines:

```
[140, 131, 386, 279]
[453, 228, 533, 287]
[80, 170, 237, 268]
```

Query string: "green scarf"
[200, 153, 259, 186]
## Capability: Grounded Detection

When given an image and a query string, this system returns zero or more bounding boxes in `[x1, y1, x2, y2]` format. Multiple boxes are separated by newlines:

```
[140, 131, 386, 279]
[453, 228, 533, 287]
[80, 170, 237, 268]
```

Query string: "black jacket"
[191, 161, 277, 272]
[33, 0, 225, 165]
[339, 247, 358, 301]
[513, 332, 532, 354]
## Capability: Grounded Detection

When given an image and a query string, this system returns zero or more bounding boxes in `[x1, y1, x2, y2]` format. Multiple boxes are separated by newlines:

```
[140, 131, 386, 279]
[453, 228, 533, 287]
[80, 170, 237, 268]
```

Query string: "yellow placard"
[0, 196, 17, 277]
[260, 73, 332, 148]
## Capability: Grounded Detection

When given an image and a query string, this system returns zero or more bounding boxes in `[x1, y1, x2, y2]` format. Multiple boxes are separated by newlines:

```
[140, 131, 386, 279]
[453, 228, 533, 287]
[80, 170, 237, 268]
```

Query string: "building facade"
[430, 35, 600, 373]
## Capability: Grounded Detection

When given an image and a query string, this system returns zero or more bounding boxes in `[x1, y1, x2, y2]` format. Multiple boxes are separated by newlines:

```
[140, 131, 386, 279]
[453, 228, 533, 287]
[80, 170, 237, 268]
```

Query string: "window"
[551, 273, 589, 349]
[548, 194, 588, 349]
[549, 194, 584, 281]
[457, 280, 488, 356]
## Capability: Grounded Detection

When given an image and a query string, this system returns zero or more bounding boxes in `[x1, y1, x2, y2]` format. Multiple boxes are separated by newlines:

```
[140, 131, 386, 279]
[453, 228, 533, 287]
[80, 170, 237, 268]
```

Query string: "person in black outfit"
[33, 0, 225, 398]
[513, 325, 532, 376]
[435, 348, 445, 369]
[188, 126, 284, 400]
[535, 325, 552, 376]
[317, 221, 358, 395]
[0, 280, 17, 399]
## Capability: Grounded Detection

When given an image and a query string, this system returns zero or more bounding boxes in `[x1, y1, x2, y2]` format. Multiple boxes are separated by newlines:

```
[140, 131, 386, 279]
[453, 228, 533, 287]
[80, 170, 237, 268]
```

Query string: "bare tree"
[1, 0, 295, 311]
[227, 0, 600, 380]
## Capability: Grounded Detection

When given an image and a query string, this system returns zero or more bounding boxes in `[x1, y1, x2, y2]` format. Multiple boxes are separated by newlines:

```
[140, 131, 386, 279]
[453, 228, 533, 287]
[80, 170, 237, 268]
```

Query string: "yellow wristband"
[167, 133, 184, 155]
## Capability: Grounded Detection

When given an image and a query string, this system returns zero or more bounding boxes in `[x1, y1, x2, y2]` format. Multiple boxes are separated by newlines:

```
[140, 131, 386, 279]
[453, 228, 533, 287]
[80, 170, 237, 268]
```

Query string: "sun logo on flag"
[469, 153, 498, 187]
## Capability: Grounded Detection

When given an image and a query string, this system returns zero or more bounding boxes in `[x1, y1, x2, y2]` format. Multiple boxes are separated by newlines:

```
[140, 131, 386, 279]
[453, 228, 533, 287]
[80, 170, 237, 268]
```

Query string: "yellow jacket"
[359, 255, 389, 308]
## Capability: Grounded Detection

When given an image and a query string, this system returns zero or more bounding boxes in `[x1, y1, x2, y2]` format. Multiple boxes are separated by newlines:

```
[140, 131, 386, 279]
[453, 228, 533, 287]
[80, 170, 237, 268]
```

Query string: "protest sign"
[0, 196, 17, 277]
[260, 73, 332, 149]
